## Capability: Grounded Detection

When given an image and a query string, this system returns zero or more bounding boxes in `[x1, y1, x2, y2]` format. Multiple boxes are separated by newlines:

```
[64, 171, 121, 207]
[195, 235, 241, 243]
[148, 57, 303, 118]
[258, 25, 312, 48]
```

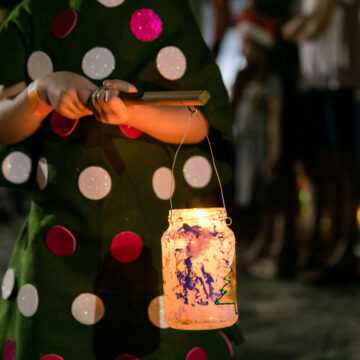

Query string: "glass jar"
[161, 207, 238, 330]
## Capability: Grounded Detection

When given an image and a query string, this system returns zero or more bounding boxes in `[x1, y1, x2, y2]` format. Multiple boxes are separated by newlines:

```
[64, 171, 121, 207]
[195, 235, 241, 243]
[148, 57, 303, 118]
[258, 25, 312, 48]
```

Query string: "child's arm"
[91, 79, 210, 144]
[0, 74, 209, 146]
[0, 71, 96, 145]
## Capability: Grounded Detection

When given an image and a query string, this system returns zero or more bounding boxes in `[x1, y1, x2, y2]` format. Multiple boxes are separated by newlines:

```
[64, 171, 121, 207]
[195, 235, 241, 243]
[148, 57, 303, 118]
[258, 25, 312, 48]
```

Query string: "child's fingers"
[89, 86, 129, 124]
[92, 88, 119, 122]
[104, 89, 118, 102]
[60, 90, 87, 119]
[88, 87, 104, 121]
[57, 89, 91, 118]
[98, 97, 125, 124]
[102, 79, 137, 93]
[77, 88, 95, 116]
[58, 104, 83, 119]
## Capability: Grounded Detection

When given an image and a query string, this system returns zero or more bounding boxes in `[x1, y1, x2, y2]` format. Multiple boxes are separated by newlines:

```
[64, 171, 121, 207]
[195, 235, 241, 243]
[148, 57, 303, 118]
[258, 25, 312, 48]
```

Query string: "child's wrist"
[27, 79, 53, 117]
[123, 104, 141, 126]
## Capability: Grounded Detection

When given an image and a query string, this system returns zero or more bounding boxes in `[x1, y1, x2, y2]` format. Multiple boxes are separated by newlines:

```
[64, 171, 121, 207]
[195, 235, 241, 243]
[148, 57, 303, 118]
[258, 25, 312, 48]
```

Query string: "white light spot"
[82, 47, 115, 80]
[156, 46, 186, 80]
[71, 293, 105, 325]
[152, 167, 175, 200]
[17, 284, 39, 317]
[183, 156, 212, 188]
[1, 269, 15, 300]
[37, 157, 48, 190]
[78, 166, 112, 200]
[27, 51, 53, 80]
[97, 0, 125, 8]
[147, 295, 169, 329]
[2, 151, 32, 184]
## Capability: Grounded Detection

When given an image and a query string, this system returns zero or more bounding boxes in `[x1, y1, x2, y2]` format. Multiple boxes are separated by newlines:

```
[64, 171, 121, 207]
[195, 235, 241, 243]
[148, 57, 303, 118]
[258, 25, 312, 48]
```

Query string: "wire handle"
[169, 107, 229, 223]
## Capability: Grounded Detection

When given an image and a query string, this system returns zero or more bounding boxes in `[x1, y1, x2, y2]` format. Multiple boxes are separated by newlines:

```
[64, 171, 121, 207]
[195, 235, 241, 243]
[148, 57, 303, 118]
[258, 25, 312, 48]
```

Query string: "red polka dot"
[114, 355, 139, 360]
[40, 355, 64, 360]
[219, 331, 234, 357]
[3, 339, 15, 360]
[46, 226, 76, 257]
[185, 347, 207, 360]
[130, 9, 163, 42]
[50, 112, 78, 137]
[110, 232, 143, 263]
[51, 9, 78, 38]
[119, 125, 142, 139]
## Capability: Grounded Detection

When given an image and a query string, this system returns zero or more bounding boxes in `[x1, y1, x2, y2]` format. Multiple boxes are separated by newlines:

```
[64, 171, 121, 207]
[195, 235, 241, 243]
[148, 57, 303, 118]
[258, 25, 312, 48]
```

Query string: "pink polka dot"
[119, 125, 142, 139]
[114, 355, 139, 360]
[51, 9, 78, 38]
[50, 112, 78, 137]
[40, 355, 64, 360]
[185, 347, 207, 360]
[219, 331, 234, 357]
[130, 9, 162, 42]
[110, 232, 143, 263]
[3, 339, 15, 360]
[46, 226, 76, 257]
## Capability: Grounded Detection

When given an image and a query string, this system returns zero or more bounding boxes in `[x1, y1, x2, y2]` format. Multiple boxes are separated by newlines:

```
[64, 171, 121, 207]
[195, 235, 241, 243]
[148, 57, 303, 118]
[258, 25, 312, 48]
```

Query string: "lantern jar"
[161, 207, 238, 330]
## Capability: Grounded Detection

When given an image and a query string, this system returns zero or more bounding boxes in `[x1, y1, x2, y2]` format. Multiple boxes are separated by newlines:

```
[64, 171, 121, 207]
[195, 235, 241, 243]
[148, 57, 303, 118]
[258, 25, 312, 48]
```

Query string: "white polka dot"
[97, 0, 125, 7]
[17, 284, 39, 317]
[78, 166, 112, 200]
[152, 167, 175, 200]
[183, 156, 212, 188]
[156, 46, 187, 80]
[2, 151, 32, 184]
[71, 293, 105, 325]
[37, 157, 48, 190]
[147, 295, 168, 329]
[27, 51, 53, 80]
[1, 269, 15, 300]
[82, 47, 115, 80]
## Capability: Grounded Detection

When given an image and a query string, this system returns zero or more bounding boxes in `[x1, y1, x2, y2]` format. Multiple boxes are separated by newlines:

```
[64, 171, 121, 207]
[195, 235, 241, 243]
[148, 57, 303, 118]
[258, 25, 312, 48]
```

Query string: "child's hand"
[89, 79, 137, 125]
[37, 71, 97, 119]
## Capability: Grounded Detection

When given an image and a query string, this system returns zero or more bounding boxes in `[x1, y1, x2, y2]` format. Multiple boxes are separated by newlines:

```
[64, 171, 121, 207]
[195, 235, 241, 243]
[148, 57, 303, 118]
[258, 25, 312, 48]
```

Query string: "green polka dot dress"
[0, 0, 243, 359]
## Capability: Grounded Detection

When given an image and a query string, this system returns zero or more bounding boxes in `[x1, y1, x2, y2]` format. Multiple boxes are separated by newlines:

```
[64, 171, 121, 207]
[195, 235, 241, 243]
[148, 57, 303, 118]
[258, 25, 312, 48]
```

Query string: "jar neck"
[168, 207, 227, 223]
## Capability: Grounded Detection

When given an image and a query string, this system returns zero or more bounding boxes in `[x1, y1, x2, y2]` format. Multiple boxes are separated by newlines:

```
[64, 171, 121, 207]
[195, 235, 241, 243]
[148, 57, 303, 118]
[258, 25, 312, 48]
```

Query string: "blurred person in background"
[282, 0, 360, 281]
[190, 0, 230, 58]
[231, 8, 285, 278]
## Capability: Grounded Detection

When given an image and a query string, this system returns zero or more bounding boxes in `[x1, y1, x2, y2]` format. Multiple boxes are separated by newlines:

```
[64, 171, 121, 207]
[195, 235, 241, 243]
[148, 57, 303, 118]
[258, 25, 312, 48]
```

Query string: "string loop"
[169, 107, 231, 225]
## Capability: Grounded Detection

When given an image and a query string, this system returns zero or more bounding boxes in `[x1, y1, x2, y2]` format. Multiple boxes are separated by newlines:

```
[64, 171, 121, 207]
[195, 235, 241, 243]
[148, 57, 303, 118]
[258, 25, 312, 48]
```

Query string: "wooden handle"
[118, 90, 211, 106]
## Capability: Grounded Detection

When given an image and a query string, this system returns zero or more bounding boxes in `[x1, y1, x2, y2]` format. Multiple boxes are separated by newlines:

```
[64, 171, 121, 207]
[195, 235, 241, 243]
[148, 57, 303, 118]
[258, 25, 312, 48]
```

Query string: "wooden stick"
[118, 90, 211, 106]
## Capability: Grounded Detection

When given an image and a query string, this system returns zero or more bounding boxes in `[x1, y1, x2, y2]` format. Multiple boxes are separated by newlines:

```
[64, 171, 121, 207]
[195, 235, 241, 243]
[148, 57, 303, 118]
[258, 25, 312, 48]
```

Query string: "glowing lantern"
[161, 207, 238, 330]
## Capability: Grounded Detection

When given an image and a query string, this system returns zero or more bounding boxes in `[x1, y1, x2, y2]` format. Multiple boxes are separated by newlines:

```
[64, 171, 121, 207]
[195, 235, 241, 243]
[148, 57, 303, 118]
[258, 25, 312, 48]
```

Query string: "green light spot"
[299, 189, 311, 205]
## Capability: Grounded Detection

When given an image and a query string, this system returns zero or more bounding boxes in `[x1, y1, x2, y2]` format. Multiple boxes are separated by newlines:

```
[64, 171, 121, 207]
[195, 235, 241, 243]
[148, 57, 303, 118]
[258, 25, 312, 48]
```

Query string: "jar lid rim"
[169, 207, 226, 212]
[168, 207, 228, 220]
